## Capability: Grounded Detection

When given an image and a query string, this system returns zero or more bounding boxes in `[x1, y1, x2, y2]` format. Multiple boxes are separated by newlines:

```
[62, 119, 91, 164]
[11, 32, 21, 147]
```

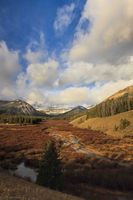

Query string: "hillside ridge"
[86, 85, 133, 119]
[106, 86, 133, 101]
[54, 105, 88, 120]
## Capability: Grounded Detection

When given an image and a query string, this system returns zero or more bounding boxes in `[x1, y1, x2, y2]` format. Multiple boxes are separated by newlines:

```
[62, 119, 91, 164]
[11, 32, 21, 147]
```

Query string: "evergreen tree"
[36, 141, 63, 191]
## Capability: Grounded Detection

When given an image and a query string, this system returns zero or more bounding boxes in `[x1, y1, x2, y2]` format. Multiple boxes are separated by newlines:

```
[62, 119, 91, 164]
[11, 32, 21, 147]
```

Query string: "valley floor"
[0, 120, 133, 199]
[0, 120, 132, 166]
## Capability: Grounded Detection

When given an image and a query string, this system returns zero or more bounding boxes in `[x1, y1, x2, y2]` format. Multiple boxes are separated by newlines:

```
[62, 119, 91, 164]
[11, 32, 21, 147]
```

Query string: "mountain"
[40, 106, 72, 115]
[107, 86, 133, 101]
[54, 106, 88, 120]
[0, 99, 45, 116]
[86, 86, 133, 118]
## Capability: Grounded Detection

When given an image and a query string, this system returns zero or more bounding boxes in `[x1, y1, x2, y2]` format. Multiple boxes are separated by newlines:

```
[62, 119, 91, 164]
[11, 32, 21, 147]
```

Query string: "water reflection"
[11, 162, 37, 182]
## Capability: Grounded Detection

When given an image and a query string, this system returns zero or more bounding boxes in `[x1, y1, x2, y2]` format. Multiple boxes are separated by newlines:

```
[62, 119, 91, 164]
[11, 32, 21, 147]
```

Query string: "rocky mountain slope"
[0, 99, 44, 116]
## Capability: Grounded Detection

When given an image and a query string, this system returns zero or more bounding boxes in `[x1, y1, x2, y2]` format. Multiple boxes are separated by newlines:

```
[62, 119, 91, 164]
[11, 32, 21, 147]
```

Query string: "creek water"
[10, 162, 38, 182]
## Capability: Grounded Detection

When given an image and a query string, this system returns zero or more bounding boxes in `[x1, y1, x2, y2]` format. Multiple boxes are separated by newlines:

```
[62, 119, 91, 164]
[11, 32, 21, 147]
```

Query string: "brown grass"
[71, 110, 133, 137]
[0, 169, 82, 200]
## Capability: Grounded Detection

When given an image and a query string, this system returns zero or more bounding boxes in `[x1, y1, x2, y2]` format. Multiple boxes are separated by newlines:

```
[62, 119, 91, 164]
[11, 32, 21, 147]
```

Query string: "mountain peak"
[73, 106, 87, 111]
[0, 99, 43, 116]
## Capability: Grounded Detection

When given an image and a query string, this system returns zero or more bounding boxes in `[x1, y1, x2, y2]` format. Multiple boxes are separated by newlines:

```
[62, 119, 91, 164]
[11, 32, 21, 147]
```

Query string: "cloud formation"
[26, 59, 59, 88]
[18, 34, 59, 90]
[59, 59, 133, 87]
[26, 89, 47, 108]
[54, 3, 75, 34]
[48, 87, 89, 106]
[69, 0, 133, 64]
[1, 0, 133, 108]
[38, 80, 133, 107]
[24, 32, 48, 64]
[0, 41, 20, 99]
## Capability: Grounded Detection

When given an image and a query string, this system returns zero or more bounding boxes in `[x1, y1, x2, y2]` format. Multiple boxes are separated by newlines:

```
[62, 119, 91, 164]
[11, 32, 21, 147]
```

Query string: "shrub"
[119, 119, 130, 130]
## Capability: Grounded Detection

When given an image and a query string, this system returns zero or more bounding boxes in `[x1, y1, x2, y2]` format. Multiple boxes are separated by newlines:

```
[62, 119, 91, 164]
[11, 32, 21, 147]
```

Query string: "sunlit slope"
[71, 110, 133, 136]
[86, 86, 133, 119]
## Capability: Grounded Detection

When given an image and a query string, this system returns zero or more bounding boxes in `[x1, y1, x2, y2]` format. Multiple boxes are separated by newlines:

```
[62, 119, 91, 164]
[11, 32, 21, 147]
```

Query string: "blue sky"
[0, 0, 85, 55]
[0, 0, 133, 108]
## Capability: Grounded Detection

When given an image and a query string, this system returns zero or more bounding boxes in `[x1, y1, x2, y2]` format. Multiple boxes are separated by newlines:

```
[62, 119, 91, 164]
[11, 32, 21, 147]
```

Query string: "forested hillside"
[87, 86, 133, 119]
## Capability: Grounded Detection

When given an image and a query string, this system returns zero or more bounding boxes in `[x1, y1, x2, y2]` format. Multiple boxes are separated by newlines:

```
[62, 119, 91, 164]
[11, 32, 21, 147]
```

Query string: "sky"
[0, 0, 133, 108]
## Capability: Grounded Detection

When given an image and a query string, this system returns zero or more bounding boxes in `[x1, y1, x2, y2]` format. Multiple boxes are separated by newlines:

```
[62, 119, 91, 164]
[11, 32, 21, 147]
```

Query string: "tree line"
[0, 115, 43, 124]
[87, 97, 133, 119]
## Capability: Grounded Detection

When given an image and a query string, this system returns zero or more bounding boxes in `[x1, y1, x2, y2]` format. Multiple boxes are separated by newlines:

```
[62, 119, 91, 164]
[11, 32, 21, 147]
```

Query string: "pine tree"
[36, 141, 63, 191]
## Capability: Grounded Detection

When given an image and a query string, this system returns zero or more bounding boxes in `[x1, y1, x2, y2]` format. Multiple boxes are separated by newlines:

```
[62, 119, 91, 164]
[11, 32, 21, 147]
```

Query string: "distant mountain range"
[54, 106, 88, 120]
[56, 86, 133, 120]
[87, 86, 133, 118]
[40, 106, 72, 115]
[0, 99, 88, 119]
[0, 99, 45, 116]
[1, 86, 133, 119]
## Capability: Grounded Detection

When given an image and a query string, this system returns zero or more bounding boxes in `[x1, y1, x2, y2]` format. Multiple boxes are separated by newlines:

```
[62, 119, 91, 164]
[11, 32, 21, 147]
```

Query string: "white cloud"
[47, 87, 90, 106]
[69, 0, 133, 64]
[54, 3, 75, 34]
[49, 80, 133, 106]
[0, 41, 20, 99]
[18, 34, 59, 91]
[0, 41, 19, 77]
[26, 89, 46, 107]
[17, 58, 59, 96]
[59, 59, 133, 87]
[24, 49, 45, 64]
[88, 80, 133, 104]
[26, 59, 59, 88]
[36, 79, 133, 107]
[24, 32, 48, 64]
[17, 72, 27, 90]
